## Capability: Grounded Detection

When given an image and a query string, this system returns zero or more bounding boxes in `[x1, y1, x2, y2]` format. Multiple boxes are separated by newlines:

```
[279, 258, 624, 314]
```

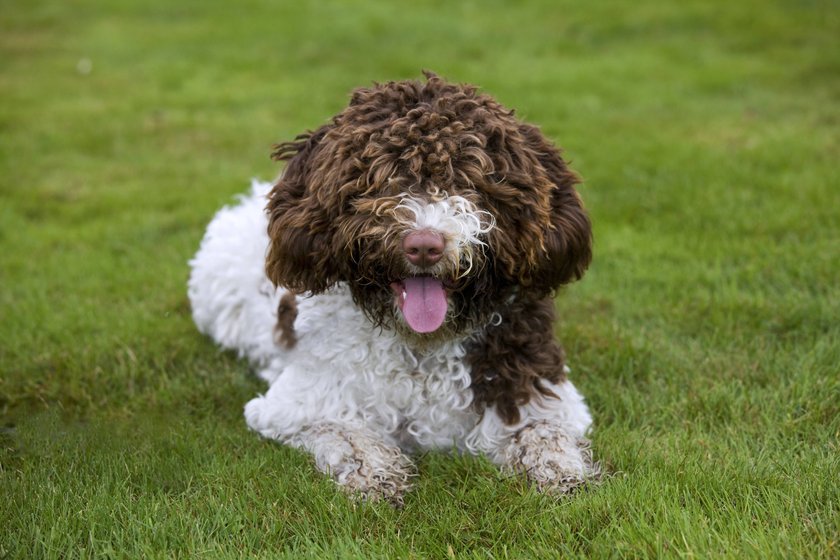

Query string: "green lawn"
[2, 0, 838, 557]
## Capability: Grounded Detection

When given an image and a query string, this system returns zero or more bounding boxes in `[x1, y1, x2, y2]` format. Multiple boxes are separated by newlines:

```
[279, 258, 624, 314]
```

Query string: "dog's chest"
[359, 338, 479, 449]
[294, 289, 480, 449]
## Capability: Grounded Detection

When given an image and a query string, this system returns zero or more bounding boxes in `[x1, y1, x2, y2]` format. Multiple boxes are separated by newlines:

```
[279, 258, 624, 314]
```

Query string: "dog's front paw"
[304, 425, 416, 506]
[503, 420, 599, 494]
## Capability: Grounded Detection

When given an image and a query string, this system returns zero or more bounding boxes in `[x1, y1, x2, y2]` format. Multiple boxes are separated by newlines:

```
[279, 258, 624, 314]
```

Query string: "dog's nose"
[403, 230, 445, 268]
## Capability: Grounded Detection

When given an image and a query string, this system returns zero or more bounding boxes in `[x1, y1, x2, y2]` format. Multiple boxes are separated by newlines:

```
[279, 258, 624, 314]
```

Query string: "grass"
[1, 0, 838, 557]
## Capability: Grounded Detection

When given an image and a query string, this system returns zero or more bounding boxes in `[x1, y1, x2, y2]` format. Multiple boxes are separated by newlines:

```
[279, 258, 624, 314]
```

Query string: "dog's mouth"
[389, 276, 449, 334]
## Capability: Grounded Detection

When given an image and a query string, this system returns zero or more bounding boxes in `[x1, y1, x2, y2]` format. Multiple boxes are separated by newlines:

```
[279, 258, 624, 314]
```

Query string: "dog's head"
[266, 73, 591, 341]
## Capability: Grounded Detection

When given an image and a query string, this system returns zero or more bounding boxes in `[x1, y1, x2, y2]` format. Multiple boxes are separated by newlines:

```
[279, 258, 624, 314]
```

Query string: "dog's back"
[188, 181, 282, 374]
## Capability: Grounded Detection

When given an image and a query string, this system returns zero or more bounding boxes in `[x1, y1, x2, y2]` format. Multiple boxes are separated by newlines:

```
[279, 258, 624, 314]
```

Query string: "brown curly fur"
[266, 72, 592, 424]
[273, 292, 298, 349]
[466, 296, 567, 424]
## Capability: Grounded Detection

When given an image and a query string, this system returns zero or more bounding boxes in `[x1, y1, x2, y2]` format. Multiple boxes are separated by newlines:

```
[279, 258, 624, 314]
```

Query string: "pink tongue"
[402, 277, 448, 333]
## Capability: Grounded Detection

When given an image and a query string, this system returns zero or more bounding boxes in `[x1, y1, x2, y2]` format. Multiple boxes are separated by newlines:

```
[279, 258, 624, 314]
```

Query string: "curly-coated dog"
[188, 73, 598, 504]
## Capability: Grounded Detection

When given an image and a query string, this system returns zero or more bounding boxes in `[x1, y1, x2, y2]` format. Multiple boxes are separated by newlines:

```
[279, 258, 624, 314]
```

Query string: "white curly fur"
[395, 194, 495, 280]
[188, 181, 596, 502]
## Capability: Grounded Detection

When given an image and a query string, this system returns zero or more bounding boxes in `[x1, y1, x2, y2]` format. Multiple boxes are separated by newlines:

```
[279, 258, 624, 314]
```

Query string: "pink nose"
[403, 230, 445, 268]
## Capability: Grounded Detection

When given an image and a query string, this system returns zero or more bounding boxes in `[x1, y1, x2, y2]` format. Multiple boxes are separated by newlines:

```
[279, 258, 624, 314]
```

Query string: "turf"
[1, 0, 838, 557]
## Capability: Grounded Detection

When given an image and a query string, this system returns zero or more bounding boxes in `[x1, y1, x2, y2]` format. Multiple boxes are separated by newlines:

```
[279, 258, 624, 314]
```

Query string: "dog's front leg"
[469, 379, 598, 494]
[245, 391, 415, 504]
[289, 422, 415, 505]
[500, 419, 597, 494]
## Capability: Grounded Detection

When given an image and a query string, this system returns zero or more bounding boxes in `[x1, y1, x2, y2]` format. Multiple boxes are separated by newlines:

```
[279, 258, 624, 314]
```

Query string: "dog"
[188, 73, 598, 504]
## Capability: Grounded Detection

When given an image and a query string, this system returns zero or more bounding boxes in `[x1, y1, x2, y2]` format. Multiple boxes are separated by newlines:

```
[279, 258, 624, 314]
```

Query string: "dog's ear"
[265, 124, 342, 293]
[520, 124, 593, 295]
